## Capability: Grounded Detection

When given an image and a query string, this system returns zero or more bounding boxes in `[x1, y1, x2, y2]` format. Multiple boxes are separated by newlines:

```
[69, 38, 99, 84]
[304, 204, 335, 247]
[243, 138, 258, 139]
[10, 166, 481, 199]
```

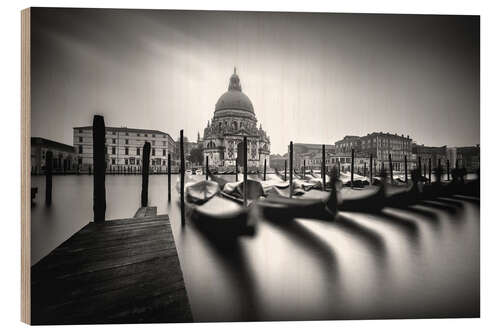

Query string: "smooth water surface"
[31, 175, 479, 321]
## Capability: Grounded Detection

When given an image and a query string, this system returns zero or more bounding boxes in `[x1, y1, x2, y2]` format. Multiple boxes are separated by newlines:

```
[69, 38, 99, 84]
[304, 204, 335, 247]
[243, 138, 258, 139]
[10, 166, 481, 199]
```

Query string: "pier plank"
[31, 215, 192, 325]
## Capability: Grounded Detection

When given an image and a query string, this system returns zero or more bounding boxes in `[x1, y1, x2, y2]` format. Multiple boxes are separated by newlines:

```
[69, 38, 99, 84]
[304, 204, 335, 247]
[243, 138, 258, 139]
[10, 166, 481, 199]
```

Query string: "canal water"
[31, 175, 479, 321]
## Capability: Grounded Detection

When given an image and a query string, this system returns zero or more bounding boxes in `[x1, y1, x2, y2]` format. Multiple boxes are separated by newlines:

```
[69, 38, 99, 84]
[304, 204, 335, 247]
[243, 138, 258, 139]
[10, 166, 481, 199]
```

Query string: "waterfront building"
[31, 137, 77, 174]
[456, 145, 480, 172]
[73, 126, 175, 172]
[335, 132, 413, 172]
[411, 144, 448, 171]
[201, 69, 270, 168]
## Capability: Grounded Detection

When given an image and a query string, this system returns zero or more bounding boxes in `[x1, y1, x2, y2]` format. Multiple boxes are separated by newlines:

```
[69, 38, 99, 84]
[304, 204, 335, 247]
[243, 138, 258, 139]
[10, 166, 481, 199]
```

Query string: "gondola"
[179, 177, 256, 240]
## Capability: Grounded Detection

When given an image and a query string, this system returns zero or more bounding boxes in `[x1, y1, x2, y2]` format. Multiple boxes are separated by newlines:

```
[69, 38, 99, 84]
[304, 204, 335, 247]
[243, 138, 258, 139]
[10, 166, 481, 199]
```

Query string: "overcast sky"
[31, 8, 479, 155]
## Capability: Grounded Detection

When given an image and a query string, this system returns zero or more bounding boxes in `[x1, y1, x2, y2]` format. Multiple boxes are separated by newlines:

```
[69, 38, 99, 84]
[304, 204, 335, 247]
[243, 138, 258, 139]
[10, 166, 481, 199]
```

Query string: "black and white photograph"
[23, 7, 480, 325]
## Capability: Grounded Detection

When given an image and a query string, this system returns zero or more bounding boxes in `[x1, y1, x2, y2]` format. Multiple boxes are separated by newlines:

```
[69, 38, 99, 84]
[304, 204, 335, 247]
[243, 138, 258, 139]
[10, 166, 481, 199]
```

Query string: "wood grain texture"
[31, 215, 192, 325]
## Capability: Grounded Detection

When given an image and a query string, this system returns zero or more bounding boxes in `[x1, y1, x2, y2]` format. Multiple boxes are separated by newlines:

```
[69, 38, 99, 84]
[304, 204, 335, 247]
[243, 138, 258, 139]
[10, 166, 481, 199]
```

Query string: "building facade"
[411, 144, 448, 171]
[335, 132, 414, 172]
[456, 145, 480, 172]
[73, 126, 175, 173]
[202, 69, 270, 168]
[31, 137, 78, 174]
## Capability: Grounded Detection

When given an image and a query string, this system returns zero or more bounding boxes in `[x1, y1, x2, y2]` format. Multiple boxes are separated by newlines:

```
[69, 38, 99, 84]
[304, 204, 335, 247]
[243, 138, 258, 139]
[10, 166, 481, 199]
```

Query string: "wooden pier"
[31, 212, 192, 325]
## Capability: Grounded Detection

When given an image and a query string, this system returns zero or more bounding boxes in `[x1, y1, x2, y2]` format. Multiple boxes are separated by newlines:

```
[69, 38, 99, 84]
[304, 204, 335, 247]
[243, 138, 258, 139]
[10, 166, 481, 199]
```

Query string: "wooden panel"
[31, 215, 192, 325]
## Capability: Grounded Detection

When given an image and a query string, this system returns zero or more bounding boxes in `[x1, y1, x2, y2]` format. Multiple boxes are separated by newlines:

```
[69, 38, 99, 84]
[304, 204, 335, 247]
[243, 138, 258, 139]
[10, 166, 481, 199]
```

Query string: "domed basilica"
[202, 68, 270, 168]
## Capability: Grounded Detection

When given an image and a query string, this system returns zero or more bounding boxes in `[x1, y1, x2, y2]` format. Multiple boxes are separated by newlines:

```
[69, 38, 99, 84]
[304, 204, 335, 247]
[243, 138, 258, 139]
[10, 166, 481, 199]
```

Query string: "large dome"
[214, 69, 255, 117]
[215, 90, 254, 114]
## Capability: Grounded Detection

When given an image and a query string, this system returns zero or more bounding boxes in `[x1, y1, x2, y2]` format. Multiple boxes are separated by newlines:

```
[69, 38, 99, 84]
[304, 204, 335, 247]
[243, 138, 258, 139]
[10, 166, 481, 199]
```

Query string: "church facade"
[202, 69, 270, 168]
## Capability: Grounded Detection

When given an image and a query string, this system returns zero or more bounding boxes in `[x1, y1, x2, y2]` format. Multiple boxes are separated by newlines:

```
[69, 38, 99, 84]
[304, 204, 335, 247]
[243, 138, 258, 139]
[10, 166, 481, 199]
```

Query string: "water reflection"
[31, 175, 479, 321]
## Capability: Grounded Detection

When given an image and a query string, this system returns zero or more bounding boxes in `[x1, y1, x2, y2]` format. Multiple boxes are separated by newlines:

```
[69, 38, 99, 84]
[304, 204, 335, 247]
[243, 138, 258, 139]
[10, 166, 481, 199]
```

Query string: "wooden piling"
[447, 159, 450, 181]
[235, 156, 238, 181]
[243, 136, 248, 206]
[180, 130, 185, 225]
[428, 158, 432, 183]
[92, 115, 106, 222]
[418, 156, 422, 178]
[263, 158, 267, 181]
[350, 148, 354, 188]
[168, 153, 171, 202]
[289, 141, 293, 198]
[303, 159, 306, 178]
[45, 150, 53, 206]
[389, 153, 393, 182]
[284, 160, 287, 181]
[322, 144, 326, 189]
[369, 153, 373, 184]
[404, 155, 408, 183]
[141, 142, 151, 208]
[205, 155, 209, 180]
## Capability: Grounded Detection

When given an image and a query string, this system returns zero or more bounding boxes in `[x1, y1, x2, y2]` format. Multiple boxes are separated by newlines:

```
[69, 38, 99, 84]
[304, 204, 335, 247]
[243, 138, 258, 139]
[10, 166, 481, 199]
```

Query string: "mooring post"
[168, 153, 171, 202]
[350, 148, 354, 188]
[45, 150, 53, 206]
[389, 153, 393, 182]
[428, 158, 432, 183]
[205, 155, 209, 180]
[92, 115, 106, 222]
[404, 155, 408, 183]
[284, 160, 287, 181]
[418, 156, 422, 178]
[438, 159, 442, 183]
[322, 144, 326, 189]
[303, 159, 306, 178]
[289, 141, 293, 198]
[235, 157, 238, 182]
[141, 142, 151, 207]
[243, 136, 248, 206]
[180, 130, 185, 225]
[447, 159, 450, 181]
[424, 163, 427, 182]
[369, 153, 373, 185]
[263, 158, 267, 181]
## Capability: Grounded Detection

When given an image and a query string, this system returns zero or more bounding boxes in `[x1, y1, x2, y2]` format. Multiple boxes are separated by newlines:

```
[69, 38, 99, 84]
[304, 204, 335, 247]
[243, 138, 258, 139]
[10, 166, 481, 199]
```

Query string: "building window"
[137, 133, 140, 137]
[163, 149, 166, 156]
[163, 160, 166, 166]
[78, 158, 82, 165]
[112, 158, 116, 165]
[112, 138, 116, 144]
[125, 159, 128, 165]
[78, 145, 82, 154]
[78, 129, 82, 133]
[163, 141, 166, 146]
[125, 147, 129, 155]
[112, 131, 116, 135]
[145, 134, 148, 137]
[152, 140, 155, 146]
[125, 132, 129, 136]
[137, 148, 140, 155]
[125, 139, 129, 145]
[79, 136, 83, 143]
[163, 135, 166, 138]
[152, 149, 156, 156]
[112, 147, 116, 155]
